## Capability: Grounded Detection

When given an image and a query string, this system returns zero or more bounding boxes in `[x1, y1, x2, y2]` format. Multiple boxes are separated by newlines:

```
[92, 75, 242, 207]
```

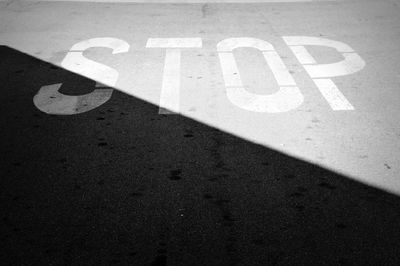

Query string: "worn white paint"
[146, 38, 202, 114]
[34, 37, 129, 115]
[146, 38, 202, 49]
[283, 36, 365, 111]
[288, 45, 317, 65]
[33, 36, 364, 115]
[33, 83, 113, 115]
[62, 37, 129, 86]
[283, 36, 355, 53]
[217, 37, 303, 113]
[158, 49, 182, 114]
[217, 37, 274, 52]
[262, 51, 297, 86]
[313, 78, 354, 110]
[303, 53, 366, 78]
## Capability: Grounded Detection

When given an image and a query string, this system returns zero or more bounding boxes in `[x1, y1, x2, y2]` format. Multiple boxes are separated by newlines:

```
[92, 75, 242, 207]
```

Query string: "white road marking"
[158, 49, 181, 114]
[70, 37, 130, 55]
[283, 36, 355, 53]
[217, 37, 303, 113]
[262, 51, 296, 86]
[34, 38, 129, 115]
[146, 38, 202, 48]
[313, 79, 354, 110]
[303, 53, 366, 78]
[63, 37, 129, 86]
[289, 46, 317, 65]
[33, 83, 113, 115]
[283, 36, 365, 111]
[33, 36, 364, 115]
[146, 38, 202, 114]
[217, 37, 274, 52]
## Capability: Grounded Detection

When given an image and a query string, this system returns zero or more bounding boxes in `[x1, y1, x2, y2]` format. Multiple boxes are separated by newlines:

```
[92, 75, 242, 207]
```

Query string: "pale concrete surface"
[1, 0, 400, 264]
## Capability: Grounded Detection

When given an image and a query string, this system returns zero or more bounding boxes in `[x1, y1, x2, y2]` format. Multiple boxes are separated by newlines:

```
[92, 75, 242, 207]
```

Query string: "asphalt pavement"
[1, 0, 400, 265]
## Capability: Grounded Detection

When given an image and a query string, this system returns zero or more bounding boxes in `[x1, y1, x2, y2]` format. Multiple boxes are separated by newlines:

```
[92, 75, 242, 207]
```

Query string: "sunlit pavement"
[1, 0, 400, 264]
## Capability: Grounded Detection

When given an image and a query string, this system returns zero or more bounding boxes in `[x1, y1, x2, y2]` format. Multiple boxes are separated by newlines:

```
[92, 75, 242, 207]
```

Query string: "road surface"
[1, 0, 400, 265]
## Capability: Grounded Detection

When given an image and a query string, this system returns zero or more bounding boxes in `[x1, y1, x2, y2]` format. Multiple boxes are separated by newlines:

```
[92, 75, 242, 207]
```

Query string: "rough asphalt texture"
[1, 1, 400, 265]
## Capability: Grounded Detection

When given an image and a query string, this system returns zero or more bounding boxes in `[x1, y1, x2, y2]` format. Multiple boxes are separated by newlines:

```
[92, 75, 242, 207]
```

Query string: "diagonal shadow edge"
[5, 44, 396, 196]
[1, 45, 400, 264]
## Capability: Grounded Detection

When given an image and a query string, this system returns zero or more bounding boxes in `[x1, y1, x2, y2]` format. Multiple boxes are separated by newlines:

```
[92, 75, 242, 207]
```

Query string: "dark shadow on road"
[1, 46, 399, 265]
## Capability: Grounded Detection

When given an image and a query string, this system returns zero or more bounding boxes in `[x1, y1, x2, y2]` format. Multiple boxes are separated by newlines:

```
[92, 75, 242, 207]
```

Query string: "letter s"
[33, 38, 129, 115]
